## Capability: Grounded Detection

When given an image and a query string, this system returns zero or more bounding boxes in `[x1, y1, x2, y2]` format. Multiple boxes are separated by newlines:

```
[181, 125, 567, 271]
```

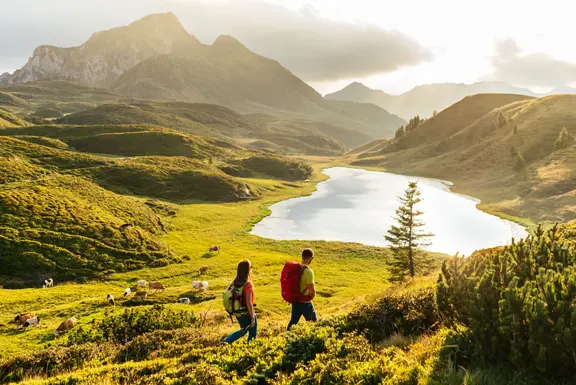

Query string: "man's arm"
[306, 283, 316, 300]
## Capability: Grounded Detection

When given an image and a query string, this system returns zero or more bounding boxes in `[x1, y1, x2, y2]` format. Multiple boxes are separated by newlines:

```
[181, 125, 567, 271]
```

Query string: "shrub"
[0, 343, 116, 384]
[437, 225, 576, 377]
[342, 288, 440, 343]
[67, 305, 199, 345]
[240, 155, 312, 181]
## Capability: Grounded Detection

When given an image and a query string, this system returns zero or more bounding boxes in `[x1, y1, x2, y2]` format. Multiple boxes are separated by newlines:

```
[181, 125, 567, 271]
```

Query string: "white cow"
[192, 281, 209, 292]
[23, 316, 40, 329]
[123, 288, 132, 297]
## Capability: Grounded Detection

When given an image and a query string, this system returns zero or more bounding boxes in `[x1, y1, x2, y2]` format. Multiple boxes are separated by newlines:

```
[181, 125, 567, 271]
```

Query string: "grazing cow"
[23, 316, 40, 329]
[44, 278, 53, 288]
[209, 246, 220, 254]
[134, 291, 147, 300]
[14, 313, 36, 329]
[137, 280, 147, 287]
[178, 297, 191, 304]
[54, 317, 77, 336]
[107, 294, 115, 306]
[123, 288, 131, 297]
[192, 281, 209, 292]
[198, 265, 209, 275]
[149, 282, 166, 293]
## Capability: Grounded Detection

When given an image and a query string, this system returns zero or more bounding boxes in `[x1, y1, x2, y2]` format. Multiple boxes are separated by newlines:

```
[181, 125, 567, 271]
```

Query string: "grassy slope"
[351, 94, 576, 225]
[0, 163, 445, 359]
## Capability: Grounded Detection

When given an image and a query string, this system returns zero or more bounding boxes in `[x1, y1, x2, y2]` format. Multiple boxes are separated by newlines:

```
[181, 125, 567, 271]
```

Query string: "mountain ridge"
[326, 81, 543, 119]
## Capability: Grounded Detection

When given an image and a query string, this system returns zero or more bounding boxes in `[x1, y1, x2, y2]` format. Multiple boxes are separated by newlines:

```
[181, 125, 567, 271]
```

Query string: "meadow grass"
[0, 165, 440, 359]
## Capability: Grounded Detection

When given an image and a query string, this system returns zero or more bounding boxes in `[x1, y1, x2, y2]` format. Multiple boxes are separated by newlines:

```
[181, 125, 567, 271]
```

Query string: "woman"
[223, 259, 257, 343]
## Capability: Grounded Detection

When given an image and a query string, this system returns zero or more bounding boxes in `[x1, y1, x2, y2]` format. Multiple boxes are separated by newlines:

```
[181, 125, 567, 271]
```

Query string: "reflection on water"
[251, 167, 528, 256]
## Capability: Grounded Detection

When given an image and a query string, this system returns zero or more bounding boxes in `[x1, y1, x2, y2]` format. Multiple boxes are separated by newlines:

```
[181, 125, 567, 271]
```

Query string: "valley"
[1, 10, 576, 385]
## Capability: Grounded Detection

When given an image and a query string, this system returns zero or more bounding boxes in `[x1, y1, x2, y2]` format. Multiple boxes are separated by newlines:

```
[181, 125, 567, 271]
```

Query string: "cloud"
[0, 0, 432, 82]
[173, 1, 433, 81]
[490, 38, 576, 87]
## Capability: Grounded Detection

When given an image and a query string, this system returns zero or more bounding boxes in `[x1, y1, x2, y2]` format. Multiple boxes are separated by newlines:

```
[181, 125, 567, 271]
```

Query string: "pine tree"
[555, 127, 573, 150]
[395, 125, 405, 139]
[385, 182, 434, 282]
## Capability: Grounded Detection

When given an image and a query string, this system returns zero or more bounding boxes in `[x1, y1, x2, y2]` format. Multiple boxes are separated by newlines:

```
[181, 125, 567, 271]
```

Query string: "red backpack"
[281, 261, 312, 303]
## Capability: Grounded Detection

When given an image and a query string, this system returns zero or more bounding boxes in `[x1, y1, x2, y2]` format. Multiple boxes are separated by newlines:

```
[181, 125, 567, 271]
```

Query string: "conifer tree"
[385, 182, 434, 282]
[555, 127, 573, 150]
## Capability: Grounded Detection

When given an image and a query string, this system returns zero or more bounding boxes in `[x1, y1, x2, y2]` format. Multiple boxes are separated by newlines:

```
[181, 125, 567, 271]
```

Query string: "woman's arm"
[246, 293, 256, 328]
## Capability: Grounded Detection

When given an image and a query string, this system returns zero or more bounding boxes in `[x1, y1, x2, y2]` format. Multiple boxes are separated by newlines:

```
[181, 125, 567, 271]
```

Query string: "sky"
[2, 0, 576, 94]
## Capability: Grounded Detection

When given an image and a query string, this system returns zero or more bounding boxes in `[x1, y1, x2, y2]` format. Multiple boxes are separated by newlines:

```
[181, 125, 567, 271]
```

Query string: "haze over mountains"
[326, 81, 576, 120]
[0, 13, 404, 143]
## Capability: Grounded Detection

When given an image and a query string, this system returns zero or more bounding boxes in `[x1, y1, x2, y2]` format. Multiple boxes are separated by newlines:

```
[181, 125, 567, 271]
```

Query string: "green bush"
[0, 343, 116, 384]
[240, 155, 312, 181]
[437, 225, 576, 377]
[342, 288, 440, 343]
[67, 305, 199, 345]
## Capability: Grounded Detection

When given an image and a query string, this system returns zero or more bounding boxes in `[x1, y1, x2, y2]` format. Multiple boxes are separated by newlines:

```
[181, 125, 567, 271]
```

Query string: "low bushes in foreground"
[438, 225, 576, 379]
[342, 287, 440, 343]
[67, 305, 199, 346]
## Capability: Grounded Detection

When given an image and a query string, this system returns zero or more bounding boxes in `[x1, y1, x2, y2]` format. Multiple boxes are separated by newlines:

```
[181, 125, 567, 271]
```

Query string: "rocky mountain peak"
[0, 12, 198, 87]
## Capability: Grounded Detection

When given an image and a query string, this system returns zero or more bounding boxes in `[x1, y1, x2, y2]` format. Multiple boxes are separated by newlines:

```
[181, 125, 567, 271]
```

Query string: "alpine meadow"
[1, 4, 576, 385]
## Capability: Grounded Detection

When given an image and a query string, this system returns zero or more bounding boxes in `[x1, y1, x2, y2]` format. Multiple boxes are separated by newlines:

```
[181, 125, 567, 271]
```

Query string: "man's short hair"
[302, 248, 314, 259]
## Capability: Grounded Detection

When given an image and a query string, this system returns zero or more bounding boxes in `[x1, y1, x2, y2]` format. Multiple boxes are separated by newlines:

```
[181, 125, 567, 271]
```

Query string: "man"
[287, 248, 317, 330]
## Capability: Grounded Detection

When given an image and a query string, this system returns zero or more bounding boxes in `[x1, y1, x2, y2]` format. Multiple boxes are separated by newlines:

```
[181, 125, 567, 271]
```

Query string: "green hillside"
[0, 125, 315, 286]
[55, 102, 359, 155]
[0, 109, 29, 128]
[0, 80, 123, 117]
[352, 94, 576, 223]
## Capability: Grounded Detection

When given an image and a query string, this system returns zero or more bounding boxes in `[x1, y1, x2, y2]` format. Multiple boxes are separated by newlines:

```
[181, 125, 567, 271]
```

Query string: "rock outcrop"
[0, 12, 198, 87]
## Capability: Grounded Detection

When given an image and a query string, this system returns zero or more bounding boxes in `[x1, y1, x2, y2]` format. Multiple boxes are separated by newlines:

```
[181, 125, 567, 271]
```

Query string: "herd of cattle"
[9, 263, 213, 336]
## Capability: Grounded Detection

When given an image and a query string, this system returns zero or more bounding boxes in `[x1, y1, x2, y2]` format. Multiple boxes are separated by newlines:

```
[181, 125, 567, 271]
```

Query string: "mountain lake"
[251, 167, 528, 256]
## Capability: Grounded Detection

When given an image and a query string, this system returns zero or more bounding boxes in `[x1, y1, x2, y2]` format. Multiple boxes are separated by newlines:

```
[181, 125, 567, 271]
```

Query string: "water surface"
[251, 167, 528, 256]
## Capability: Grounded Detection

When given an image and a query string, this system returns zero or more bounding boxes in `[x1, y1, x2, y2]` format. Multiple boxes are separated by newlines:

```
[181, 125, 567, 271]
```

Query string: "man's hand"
[306, 284, 316, 300]
[250, 316, 255, 329]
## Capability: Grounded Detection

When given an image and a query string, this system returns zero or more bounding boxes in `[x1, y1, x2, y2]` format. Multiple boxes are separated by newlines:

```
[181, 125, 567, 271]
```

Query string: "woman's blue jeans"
[224, 314, 257, 343]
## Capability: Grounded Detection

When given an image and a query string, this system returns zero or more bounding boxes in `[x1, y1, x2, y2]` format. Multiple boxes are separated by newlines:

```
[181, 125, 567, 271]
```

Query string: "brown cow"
[54, 317, 77, 336]
[149, 282, 166, 293]
[209, 245, 220, 254]
[198, 265, 209, 275]
[134, 291, 148, 300]
[14, 313, 36, 329]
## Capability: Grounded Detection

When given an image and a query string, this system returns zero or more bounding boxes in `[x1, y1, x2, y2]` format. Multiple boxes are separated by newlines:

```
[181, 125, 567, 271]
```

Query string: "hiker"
[284, 248, 317, 330]
[222, 259, 257, 343]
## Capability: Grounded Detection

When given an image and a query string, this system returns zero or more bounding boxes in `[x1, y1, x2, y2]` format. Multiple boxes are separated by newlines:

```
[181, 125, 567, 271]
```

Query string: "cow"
[208, 245, 220, 254]
[178, 297, 191, 304]
[123, 288, 132, 297]
[192, 281, 209, 292]
[149, 282, 166, 293]
[134, 291, 147, 300]
[107, 294, 115, 306]
[54, 317, 77, 336]
[23, 316, 40, 329]
[14, 313, 36, 329]
[198, 265, 209, 275]
[137, 280, 147, 287]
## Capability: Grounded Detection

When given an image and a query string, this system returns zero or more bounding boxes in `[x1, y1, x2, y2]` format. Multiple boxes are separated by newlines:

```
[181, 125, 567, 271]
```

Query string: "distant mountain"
[546, 86, 576, 95]
[2, 14, 404, 140]
[326, 81, 539, 119]
[0, 13, 198, 87]
[350, 93, 576, 224]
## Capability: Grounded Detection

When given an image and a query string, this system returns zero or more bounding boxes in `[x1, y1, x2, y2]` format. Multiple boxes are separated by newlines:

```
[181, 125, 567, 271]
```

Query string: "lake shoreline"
[251, 166, 528, 256]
